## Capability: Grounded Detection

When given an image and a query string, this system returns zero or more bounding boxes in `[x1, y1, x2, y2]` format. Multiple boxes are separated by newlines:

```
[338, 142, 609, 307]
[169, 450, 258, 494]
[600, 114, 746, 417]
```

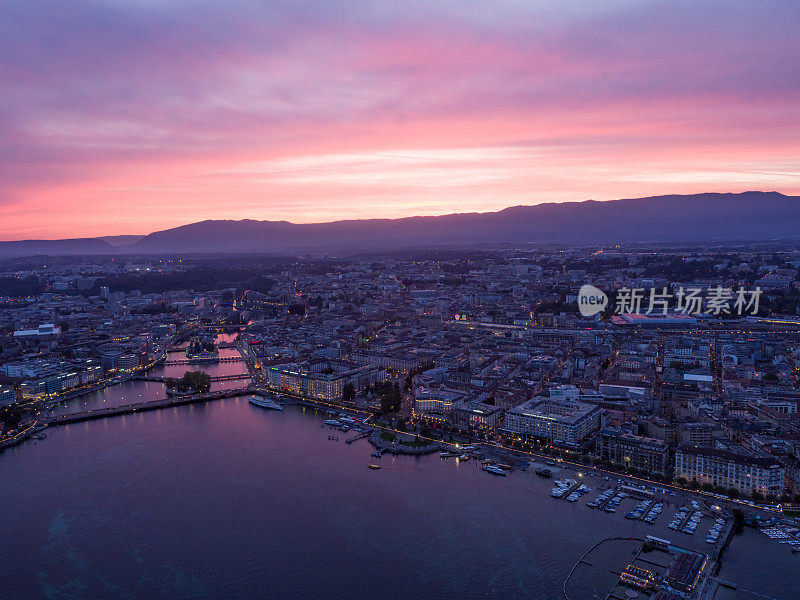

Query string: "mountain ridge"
[1, 192, 797, 257]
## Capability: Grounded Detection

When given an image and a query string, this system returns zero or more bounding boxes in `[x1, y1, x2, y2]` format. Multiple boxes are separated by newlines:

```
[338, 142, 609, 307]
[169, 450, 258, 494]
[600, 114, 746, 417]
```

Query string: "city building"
[451, 400, 503, 432]
[503, 396, 603, 447]
[267, 362, 386, 401]
[0, 385, 15, 406]
[675, 446, 785, 497]
[597, 428, 670, 475]
[678, 422, 717, 447]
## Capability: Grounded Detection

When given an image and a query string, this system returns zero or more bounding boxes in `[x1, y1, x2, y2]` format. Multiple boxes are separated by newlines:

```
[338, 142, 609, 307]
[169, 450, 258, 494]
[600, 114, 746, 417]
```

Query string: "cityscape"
[2, 2, 800, 600]
[2, 246, 800, 598]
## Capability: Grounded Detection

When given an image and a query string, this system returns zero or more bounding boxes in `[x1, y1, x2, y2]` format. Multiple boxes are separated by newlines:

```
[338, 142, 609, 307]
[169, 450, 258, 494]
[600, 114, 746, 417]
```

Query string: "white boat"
[248, 396, 283, 411]
[483, 465, 507, 476]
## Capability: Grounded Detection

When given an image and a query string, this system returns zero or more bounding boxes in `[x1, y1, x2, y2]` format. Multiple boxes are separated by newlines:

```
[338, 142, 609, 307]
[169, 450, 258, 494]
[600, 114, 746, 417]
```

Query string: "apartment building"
[504, 396, 603, 447]
[675, 446, 784, 497]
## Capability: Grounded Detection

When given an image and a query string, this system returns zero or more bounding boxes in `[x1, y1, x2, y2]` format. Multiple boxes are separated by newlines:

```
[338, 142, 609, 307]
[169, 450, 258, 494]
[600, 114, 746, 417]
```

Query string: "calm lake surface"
[0, 353, 794, 599]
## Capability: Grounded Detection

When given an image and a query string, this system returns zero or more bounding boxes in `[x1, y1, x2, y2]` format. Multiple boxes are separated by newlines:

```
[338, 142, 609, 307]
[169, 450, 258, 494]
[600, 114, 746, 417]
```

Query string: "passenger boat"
[248, 396, 283, 411]
[368, 464, 381, 470]
[482, 465, 507, 476]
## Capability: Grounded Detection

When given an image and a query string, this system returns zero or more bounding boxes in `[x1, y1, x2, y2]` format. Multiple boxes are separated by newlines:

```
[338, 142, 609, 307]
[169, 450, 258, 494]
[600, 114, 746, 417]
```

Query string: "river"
[0, 344, 794, 599]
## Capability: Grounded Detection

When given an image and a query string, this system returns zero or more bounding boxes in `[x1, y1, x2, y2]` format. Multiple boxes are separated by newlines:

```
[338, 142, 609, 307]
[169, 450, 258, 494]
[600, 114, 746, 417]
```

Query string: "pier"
[562, 537, 643, 600]
[345, 431, 371, 444]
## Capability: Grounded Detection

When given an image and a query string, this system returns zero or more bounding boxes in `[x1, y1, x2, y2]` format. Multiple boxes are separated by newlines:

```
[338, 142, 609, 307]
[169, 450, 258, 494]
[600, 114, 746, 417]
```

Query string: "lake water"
[0, 349, 794, 599]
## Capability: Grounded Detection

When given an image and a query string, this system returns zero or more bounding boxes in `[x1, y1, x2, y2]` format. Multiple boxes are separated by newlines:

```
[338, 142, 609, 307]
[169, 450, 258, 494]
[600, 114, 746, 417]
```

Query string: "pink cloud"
[0, 0, 798, 239]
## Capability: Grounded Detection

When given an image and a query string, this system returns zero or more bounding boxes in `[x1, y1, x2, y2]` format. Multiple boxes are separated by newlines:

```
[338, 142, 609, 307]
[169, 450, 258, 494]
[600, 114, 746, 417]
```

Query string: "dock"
[345, 430, 371, 444]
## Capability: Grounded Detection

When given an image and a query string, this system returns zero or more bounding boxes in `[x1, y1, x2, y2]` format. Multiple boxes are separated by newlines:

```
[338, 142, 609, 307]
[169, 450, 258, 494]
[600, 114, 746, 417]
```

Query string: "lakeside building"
[597, 427, 670, 476]
[503, 396, 603, 447]
[451, 400, 503, 432]
[413, 387, 463, 415]
[267, 361, 386, 401]
[0, 359, 103, 400]
[675, 445, 785, 497]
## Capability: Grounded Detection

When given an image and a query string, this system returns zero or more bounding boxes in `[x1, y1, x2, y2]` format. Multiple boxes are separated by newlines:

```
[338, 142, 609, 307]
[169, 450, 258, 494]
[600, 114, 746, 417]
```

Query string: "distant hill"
[129, 191, 800, 254]
[1, 192, 798, 257]
[0, 238, 114, 258]
[99, 234, 145, 246]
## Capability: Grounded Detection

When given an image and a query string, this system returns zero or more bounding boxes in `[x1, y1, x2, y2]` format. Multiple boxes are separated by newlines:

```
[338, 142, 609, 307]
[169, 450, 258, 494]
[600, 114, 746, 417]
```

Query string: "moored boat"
[482, 465, 507, 476]
[248, 396, 283, 410]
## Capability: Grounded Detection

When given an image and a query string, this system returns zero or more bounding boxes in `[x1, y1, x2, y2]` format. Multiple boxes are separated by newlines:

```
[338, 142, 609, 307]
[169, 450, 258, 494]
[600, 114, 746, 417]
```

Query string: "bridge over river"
[132, 373, 251, 383]
[45, 386, 255, 426]
[163, 356, 244, 366]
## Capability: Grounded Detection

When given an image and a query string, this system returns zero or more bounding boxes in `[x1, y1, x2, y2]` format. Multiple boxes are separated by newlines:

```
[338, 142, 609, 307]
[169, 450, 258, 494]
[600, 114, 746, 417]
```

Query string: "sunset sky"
[2, 1, 799, 240]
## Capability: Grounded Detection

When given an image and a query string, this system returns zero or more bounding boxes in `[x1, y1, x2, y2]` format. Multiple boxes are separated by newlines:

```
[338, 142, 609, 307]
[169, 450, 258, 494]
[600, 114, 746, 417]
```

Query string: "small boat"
[483, 465, 507, 476]
[368, 464, 381, 470]
[458, 455, 471, 461]
[497, 463, 513, 470]
[371, 451, 382, 458]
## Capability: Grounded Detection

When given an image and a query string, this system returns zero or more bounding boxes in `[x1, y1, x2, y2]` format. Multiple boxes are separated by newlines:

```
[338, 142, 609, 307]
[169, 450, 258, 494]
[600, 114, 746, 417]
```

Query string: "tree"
[0, 405, 24, 431]
[166, 371, 211, 393]
[342, 383, 356, 403]
[378, 381, 401, 413]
